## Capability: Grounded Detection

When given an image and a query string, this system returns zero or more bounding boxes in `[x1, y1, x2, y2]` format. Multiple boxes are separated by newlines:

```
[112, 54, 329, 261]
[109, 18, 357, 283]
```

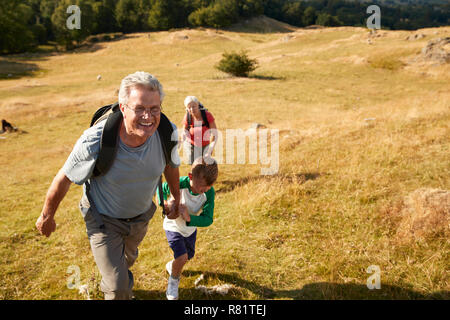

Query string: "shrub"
[215, 50, 258, 77]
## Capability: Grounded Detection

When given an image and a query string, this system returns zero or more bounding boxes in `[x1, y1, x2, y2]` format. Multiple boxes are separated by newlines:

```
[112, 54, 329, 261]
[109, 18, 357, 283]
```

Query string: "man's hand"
[36, 213, 56, 237]
[165, 199, 180, 219]
[36, 169, 72, 238]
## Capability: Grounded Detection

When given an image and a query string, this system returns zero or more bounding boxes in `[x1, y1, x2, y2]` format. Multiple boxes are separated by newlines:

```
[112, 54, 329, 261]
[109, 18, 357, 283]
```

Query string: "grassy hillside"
[0, 23, 449, 300]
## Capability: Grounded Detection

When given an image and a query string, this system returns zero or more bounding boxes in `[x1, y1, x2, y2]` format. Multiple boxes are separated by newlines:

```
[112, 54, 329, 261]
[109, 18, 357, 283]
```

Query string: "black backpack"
[88, 102, 177, 218]
[186, 103, 209, 130]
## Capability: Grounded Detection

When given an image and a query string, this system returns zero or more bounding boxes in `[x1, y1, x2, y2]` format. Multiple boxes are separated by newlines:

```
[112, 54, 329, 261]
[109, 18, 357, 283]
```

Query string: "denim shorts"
[165, 229, 197, 260]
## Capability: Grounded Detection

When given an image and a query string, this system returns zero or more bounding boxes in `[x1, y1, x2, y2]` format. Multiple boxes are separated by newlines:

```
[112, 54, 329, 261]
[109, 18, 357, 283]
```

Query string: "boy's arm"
[186, 188, 215, 227]
[157, 176, 190, 211]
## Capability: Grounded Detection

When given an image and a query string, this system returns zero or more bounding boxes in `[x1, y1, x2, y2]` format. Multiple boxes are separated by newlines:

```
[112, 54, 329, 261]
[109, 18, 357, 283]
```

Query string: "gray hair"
[118, 71, 165, 105]
[184, 95, 200, 108]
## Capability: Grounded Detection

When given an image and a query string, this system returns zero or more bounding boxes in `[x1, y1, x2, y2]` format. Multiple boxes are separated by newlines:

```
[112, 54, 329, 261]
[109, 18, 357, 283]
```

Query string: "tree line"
[1, 0, 449, 54]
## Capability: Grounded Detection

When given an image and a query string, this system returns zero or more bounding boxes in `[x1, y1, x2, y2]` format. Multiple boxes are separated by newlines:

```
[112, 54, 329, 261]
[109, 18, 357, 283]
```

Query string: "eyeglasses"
[125, 104, 161, 116]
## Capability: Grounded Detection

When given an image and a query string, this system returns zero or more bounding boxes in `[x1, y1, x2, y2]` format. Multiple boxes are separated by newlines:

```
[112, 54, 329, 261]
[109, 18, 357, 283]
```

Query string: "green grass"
[0, 24, 449, 300]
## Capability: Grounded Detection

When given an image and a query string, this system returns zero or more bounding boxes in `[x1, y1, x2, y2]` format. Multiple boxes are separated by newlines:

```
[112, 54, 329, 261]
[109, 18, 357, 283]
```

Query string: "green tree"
[302, 6, 316, 26]
[315, 12, 342, 27]
[147, 0, 194, 30]
[31, 23, 48, 44]
[283, 1, 304, 27]
[92, 0, 119, 34]
[51, 0, 95, 49]
[212, 0, 240, 27]
[189, 0, 239, 28]
[188, 6, 212, 26]
[325, 0, 343, 15]
[0, 0, 36, 53]
[40, 0, 58, 19]
[148, 0, 173, 30]
[336, 7, 364, 26]
[263, 0, 285, 21]
[116, 0, 141, 32]
[22, 0, 51, 44]
[238, 0, 264, 18]
[39, 0, 59, 41]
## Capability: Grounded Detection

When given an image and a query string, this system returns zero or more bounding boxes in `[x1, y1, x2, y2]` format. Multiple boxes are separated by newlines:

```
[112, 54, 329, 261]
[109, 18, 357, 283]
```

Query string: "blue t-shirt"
[62, 119, 179, 219]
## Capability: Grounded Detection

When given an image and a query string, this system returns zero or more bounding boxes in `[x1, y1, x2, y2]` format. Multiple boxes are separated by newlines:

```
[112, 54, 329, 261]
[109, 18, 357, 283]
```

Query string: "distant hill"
[226, 16, 299, 33]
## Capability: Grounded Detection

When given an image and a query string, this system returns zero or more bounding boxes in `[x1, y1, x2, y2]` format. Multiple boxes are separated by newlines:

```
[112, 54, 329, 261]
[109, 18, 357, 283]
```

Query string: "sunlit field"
[0, 19, 449, 299]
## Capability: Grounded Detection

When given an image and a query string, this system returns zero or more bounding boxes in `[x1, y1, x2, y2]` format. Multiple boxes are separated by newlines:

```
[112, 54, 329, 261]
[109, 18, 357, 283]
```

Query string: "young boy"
[158, 157, 218, 300]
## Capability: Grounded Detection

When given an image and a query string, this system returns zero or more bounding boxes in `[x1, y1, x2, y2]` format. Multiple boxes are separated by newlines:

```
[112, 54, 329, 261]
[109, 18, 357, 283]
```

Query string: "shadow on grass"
[0, 34, 138, 80]
[276, 282, 449, 300]
[216, 172, 320, 194]
[0, 59, 40, 80]
[134, 270, 449, 300]
[72, 34, 138, 54]
[249, 74, 286, 80]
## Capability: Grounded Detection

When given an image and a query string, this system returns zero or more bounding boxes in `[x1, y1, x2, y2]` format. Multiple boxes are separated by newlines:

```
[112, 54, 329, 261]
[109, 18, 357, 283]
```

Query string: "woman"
[181, 96, 217, 164]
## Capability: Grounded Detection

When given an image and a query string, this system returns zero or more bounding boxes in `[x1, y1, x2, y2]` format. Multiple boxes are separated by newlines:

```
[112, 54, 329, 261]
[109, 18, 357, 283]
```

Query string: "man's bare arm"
[36, 169, 72, 237]
[163, 164, 180, 219]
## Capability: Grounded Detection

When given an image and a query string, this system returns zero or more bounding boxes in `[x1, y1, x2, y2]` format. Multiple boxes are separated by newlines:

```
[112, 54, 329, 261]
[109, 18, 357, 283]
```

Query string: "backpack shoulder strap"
[158, 176, 166, 217]
[186, 105, 209, 129]
[91, 103, 117, 127]
[200, 108, 209, 128]
[93, 103, 122, 177]
[186, 111, 192, 130]
[157, 112, 178, 167]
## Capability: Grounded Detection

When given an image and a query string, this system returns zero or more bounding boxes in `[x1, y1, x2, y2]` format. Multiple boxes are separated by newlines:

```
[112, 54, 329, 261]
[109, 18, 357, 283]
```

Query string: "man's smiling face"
[120, 85, 161, 146]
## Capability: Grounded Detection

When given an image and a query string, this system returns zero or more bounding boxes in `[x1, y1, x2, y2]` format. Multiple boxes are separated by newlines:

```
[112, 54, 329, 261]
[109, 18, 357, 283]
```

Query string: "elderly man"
[36, 71, 181, 300]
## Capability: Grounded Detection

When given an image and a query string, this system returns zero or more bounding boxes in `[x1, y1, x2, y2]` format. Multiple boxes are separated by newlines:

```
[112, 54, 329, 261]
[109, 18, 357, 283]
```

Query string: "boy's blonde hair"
[191, 157, 218, 186]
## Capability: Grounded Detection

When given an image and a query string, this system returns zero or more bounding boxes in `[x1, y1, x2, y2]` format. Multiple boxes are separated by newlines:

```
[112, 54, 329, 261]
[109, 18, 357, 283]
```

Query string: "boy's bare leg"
[172, 253, 188, 278]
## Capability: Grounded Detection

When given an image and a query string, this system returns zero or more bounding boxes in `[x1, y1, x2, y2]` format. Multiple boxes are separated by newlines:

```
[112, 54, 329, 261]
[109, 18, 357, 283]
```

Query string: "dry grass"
[382, 188, 450, 244]
[0, 23, 449, 300]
